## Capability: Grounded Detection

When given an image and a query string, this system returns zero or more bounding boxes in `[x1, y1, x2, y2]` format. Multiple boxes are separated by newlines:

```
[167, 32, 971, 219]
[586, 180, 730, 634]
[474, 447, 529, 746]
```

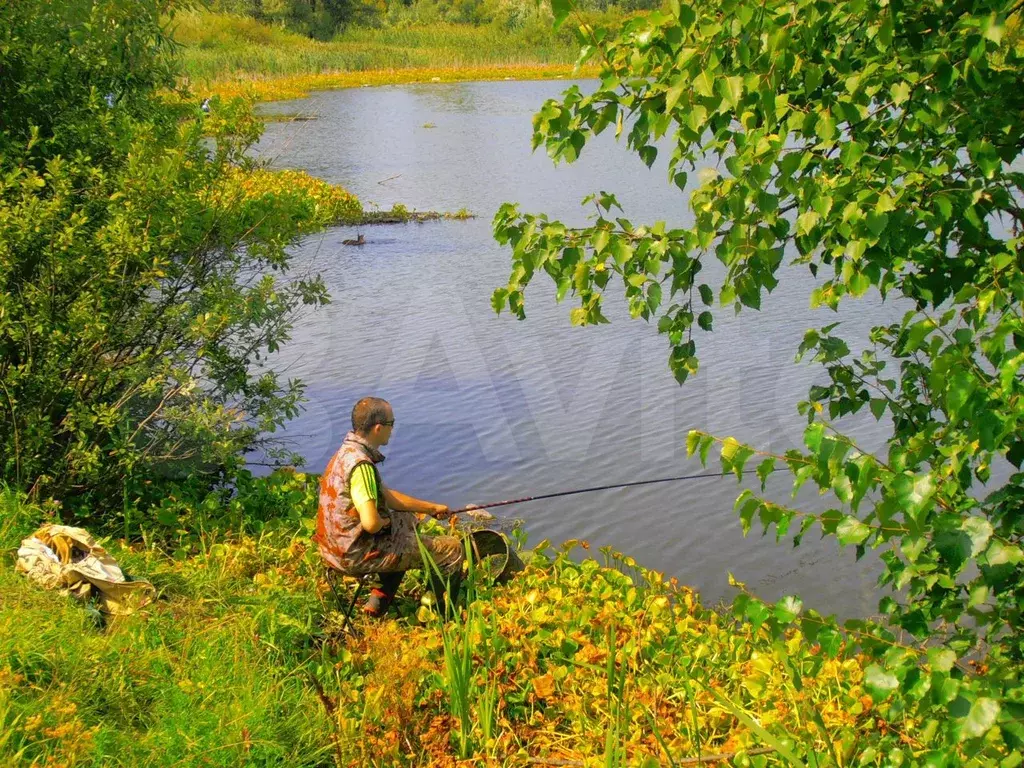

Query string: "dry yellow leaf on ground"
[532, 673, 555, 699]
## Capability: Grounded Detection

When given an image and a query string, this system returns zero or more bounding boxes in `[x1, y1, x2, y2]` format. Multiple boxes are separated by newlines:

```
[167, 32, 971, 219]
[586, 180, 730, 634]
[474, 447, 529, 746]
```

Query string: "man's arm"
[350, 463, 389, 533]
[353, 496, 390, 534]
[383, 487, 449, 518]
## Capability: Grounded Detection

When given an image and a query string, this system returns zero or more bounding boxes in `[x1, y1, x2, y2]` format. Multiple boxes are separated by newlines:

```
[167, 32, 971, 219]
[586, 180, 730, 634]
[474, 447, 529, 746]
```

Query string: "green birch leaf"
[927, 648, 956, 673]
[756, 457, 775, 489]
[687, 104, 708, 132]
[893, 473, 936, 518]
[720, 436, 741, 464]
[865, 211, 889, 237]
[721, 436, 755, 479]
[774, 595, 803, 624]
[550, 0, 571, 29]
[815, 112, 837, 142]
[694, 70, 716, 98]
[945, 370, 977, 418]
[797, 210, 820, 236]
[961, 697, 1000, 740]
[555, 277, 570, 303]
[804, 422, 825, 451]
[968, 140, 1001, 178]
[836, 516, 871, 545]
[610, 238, 632, 268]
[717, 76, 743, 109]
[491, 288, 508, 314]
[745, 599, 772, 627]
[665, 81, 686, 113]
[818, 626, 843, 657]
[961, 517, 993, 557]
[864, 664, 899, 701]
[890, 81, 911, 105]
[792, 515, 815, 546]
[988, 539, 1024, 566]
[869, 398, 887, 420]
[699, 433, 714, 466]
[832, 473, 853, 504]
[968, 582, 990, 607]
[739, 497, 759, 536]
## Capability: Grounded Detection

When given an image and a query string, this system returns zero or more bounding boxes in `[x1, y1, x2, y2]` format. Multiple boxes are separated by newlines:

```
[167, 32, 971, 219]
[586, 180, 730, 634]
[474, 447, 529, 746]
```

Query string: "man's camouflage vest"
[314, 431, 388, 571]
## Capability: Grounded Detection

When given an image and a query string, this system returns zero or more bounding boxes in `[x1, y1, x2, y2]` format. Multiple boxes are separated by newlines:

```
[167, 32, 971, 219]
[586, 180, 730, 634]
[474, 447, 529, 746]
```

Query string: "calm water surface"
[252, 80, 898, 617]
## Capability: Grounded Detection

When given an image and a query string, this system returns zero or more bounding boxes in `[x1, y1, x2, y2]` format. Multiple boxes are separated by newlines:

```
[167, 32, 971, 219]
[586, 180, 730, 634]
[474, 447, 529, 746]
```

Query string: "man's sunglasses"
[378, 420, 395, 427]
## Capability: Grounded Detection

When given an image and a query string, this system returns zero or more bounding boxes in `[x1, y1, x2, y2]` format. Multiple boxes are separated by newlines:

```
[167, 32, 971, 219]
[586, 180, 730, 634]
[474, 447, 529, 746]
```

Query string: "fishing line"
[451, 468, 782, 518]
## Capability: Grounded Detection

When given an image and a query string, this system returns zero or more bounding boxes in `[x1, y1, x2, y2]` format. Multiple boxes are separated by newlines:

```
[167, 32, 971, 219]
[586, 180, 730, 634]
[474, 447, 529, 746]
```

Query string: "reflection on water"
[252, 80, 899, 618]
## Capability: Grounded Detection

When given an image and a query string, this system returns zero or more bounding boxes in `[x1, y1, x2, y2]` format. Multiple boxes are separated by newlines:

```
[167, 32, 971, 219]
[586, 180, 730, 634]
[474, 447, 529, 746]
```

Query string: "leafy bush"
[131, 468, 318, 544]
[495, 0, 1024, 763]
[0, 1, 334, 518]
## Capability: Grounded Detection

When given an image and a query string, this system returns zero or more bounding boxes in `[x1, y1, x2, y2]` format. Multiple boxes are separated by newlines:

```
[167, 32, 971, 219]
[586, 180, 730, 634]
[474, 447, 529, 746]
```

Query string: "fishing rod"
[450, 469, 747, 519]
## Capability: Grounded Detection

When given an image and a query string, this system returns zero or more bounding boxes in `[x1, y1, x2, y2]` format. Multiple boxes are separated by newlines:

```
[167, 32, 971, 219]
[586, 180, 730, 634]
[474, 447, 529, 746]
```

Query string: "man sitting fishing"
[313, 396, 465, 617]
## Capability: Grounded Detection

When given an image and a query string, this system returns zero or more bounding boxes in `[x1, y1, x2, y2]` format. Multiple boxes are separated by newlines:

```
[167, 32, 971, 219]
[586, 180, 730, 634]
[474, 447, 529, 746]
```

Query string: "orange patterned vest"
[313, 432, 388, 571]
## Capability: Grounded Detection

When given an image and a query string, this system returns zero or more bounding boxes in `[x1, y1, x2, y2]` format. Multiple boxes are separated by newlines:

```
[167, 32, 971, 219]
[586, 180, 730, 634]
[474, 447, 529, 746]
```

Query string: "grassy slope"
[171, 11, 592, 102]
[0, 483, 880, 767]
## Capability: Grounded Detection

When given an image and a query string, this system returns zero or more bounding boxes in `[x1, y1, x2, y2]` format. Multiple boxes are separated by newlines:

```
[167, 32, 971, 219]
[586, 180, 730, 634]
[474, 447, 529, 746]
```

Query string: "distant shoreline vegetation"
[170, 8, 610, 101]
[194, 62, 599, 102]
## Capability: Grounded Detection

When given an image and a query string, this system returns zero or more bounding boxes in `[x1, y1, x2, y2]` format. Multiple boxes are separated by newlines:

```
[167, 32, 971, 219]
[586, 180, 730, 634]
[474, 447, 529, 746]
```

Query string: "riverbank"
[195, 62, 598, 104]
[0, 476, 875, 766]
[173, 10, 598, 103]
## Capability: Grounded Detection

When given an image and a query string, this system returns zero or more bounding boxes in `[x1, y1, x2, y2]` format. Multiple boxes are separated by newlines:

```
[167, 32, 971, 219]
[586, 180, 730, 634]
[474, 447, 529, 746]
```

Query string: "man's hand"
[431, 503, 451, 520]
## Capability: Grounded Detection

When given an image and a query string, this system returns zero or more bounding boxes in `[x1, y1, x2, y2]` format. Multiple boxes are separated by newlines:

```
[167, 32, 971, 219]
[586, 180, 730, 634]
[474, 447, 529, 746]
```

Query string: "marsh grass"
[195, 61, 596, 103]
[172, 11, 580, 79]
[170, 11, 598, 102]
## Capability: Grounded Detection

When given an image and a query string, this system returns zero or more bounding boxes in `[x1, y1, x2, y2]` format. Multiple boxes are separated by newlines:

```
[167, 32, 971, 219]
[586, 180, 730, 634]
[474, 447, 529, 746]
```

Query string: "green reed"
[172, 11, 579, 81]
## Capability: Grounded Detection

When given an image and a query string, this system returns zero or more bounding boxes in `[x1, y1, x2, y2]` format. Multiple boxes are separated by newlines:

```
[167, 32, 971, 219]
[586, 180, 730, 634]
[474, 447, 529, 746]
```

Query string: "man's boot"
[363, 571, 404, 617]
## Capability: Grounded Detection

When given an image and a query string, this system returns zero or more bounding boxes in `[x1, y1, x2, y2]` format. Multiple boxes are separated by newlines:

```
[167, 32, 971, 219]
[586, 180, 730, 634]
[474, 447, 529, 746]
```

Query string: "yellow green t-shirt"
[349, 463, 380, 507]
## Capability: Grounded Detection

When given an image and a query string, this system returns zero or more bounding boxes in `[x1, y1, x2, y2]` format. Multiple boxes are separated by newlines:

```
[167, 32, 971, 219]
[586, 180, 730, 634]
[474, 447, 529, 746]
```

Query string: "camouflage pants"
[335, 510, 464, 578]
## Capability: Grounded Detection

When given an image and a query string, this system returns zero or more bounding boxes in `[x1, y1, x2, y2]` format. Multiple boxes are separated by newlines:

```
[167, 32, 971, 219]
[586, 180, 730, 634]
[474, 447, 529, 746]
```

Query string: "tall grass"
[0, 485, 41, 550]
[0, 488, 334, 766]
[171, 11, 580, 81]
[418, 532, 482, 758]
[602, 623, 629, 768]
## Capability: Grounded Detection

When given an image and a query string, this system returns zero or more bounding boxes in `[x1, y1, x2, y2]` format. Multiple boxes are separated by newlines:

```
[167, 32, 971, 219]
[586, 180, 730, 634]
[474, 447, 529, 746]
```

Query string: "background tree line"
[204, 0, 662, 39]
